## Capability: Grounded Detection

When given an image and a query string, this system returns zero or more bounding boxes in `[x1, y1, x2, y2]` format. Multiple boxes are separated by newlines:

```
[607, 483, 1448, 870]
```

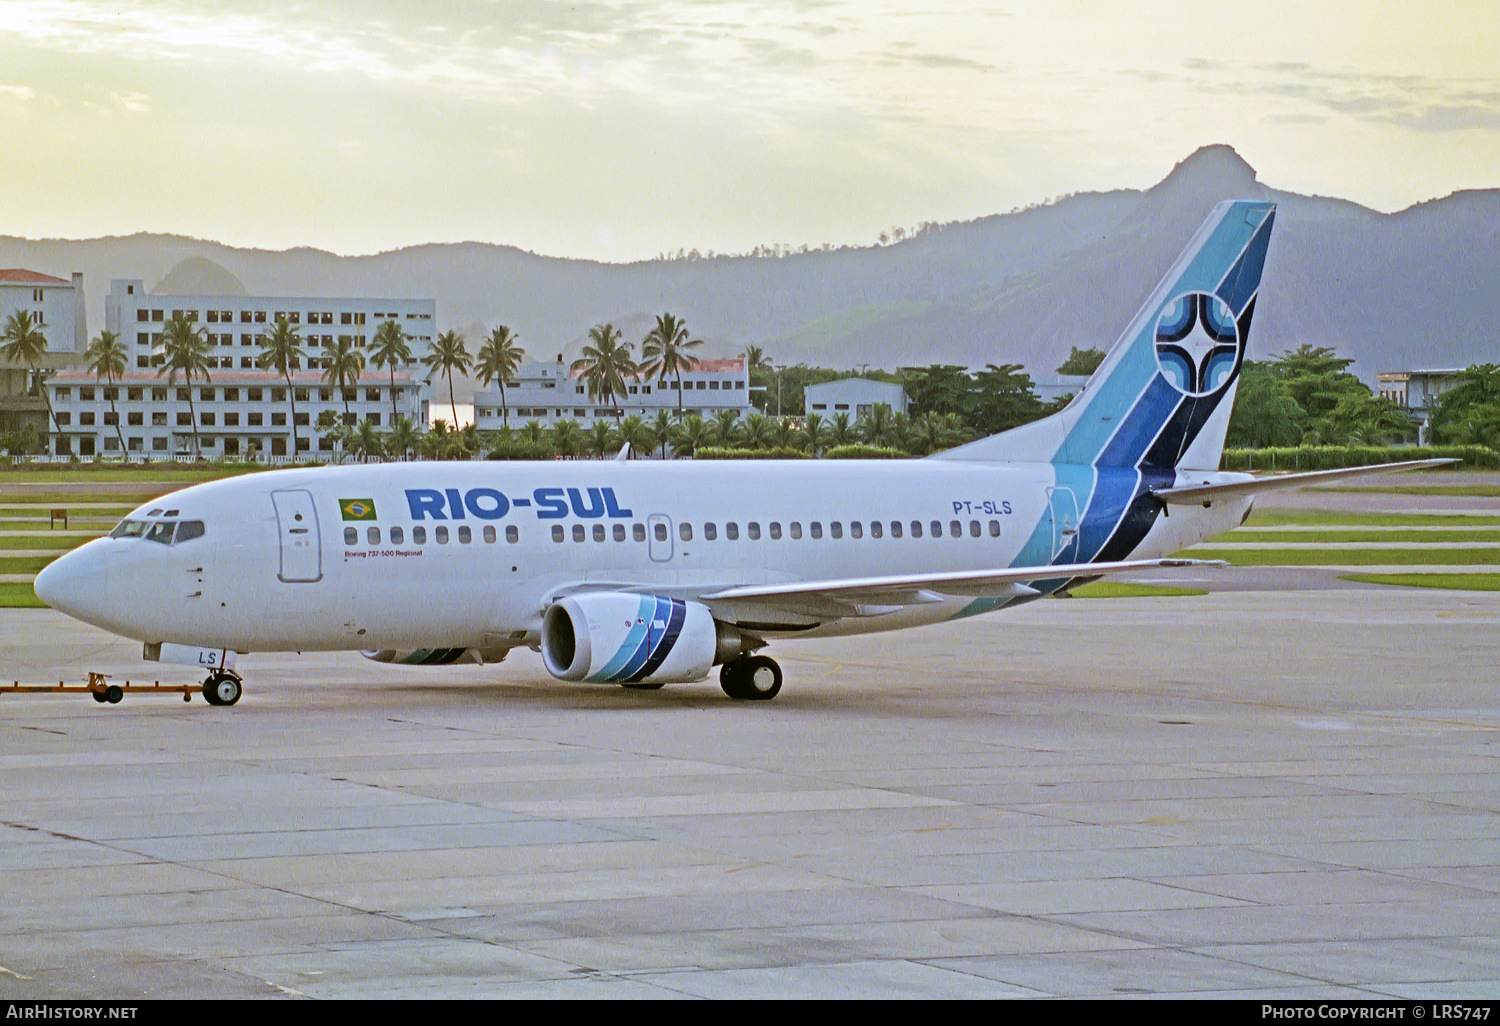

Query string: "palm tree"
[387, 415, 420, 461]
[475, 326, 525, 426]
[618, 414, 655, 459]
[859, 403, 896, 447]
[425, 330, 471, 429]
[322, 335, 365, 426]
[572, 323, 636, 408]
[551, 418, 582, 458]
[772, 416, 801, 451]
[651, 409, 674, 458]
[640, 313, 703, 417]
[827, 411, 856, 448]
[803, 411, 828, 456]
[712, 409, 742, 448]
[258, 316, 306, 458]
[350, 419, 385, 462]
[741, 412, 772, 449]
[370, 319, 411, 428]
[156, 311, 213, 458]
[671, 413, 715, 458]
[83, 329, 129, 458]
[1, 310, 57, 452]
[586, 419, 617, 459]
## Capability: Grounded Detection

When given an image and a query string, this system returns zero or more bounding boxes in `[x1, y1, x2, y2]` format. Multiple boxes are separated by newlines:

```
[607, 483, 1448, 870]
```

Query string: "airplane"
[33, 200, 1448, 706]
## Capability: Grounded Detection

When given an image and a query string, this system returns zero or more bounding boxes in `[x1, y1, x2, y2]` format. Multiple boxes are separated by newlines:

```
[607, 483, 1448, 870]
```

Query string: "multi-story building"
[473, 357, 752, 428]
[803, 378, 909, 419]
[1, 269, 86, 443]
[1377, 367, 1467, 444]
[47, 281, 436, 458]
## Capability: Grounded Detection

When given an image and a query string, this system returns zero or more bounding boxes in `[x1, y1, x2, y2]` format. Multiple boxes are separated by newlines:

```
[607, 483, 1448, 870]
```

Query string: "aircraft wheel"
[203, 671, 242, 707]
[621, 680, 667, 690]
[739, 656, 782, 701]
[719, 660, 748, 699]
[104, 685, 123, 704]
[92, 689, 108, 704]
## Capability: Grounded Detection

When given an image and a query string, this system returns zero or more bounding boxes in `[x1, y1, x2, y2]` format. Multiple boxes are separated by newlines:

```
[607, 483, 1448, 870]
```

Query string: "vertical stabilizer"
[934, 200, 1275, 470]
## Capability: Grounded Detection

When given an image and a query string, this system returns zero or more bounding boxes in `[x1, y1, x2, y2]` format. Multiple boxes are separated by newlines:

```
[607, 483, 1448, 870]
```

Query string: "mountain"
[2, 145, 1496, 383]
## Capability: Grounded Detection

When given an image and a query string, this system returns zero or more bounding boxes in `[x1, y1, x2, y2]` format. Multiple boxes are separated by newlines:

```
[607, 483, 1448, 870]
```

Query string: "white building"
[46, 281, 437, 458]
[1377, 368, 1467, 444]
[804, 378, 909, 418]
[473, 357, 752, 428]
[1, 269, 86, 441]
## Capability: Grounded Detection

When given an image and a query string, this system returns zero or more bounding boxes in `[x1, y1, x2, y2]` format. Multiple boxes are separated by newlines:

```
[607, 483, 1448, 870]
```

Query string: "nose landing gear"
[202, 670, 243, 706]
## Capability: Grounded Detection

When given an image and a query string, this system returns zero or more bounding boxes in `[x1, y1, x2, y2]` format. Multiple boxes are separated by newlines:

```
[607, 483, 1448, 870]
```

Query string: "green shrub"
[694, 447, 810, 460]
[1222, 444, 1498, 471]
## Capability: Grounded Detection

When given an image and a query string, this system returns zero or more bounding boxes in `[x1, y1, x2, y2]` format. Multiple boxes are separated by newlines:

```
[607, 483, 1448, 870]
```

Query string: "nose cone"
[34, 543, 110, 627]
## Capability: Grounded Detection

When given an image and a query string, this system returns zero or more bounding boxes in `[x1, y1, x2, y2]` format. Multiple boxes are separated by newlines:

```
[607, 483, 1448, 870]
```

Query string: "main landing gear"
[202, 669, 243, 707]
[719, 655, 783, 701]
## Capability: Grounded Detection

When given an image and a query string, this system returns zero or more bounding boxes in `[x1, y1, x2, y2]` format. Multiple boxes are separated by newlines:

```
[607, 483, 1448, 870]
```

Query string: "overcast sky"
[3, 0, 1496, 262]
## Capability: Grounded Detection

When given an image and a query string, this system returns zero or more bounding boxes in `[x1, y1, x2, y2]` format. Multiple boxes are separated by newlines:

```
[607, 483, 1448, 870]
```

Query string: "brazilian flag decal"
[339, 498, 377, 521]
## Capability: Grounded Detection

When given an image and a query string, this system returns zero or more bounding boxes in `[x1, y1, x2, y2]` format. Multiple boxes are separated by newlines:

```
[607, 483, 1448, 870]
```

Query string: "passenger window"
[828, 522, 841, 539]
[809, 522, 822, 539]
[769, 522, 782, 540]
[344, 526, 357, 546]
[593, 524, 606, 542]
[790, 522, 803, 540]
[435, 526, 449, 544]
[748, 522, 761, 540]
[146, 520, 175, 545]
[505, 526, 518, 544]
[573, 524, 586, 542]
[413, 526, 426, 544]
[989, 520, 1001, 537]
[679, 522, 693, 542]
[390, 526, 404, 544]
[704, 522, 717, 541]
[868, 521, 881, 538]
[633, 523, 647, 542]
[654, 523, 668, 541]
[367, 526, 380, 545]
[110, 520, 147, 539]
[970, 520, 981, 538]
[911, 521, 923, 538]
[949, 520, 961, 538]
[458, 526, 471, 544]
[725, 522, 739, 540]
[613, 524, 626, 542]
[552, 525, 565, 543]
[931, 520, 943, 537]
[890, 521, 902, 538]
[484, 525, 496, 543]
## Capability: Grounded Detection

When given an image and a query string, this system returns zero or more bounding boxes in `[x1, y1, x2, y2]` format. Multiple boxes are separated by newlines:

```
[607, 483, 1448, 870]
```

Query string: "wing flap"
[1153, 458, 1456, 505]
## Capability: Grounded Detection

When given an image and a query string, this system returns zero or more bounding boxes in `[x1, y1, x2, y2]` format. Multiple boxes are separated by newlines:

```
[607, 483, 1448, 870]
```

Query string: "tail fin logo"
[1154, 292, 1241, 397]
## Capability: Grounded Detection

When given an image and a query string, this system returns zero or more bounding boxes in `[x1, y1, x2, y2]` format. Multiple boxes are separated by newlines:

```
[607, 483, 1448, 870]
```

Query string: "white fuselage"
[36, 459, 1250, 656]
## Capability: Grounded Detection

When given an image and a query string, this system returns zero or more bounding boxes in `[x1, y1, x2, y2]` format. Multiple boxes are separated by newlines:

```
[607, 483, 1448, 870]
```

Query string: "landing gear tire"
[103, 685, 123, 704]
[621, 680, 667, 690]
[720, 655, 782, 701]
[203, 671, 243, 707]
[92, 689, 108, 704]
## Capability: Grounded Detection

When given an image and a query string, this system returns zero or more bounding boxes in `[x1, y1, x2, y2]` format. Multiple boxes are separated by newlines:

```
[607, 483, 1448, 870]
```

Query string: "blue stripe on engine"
[590, 595, 655, 682]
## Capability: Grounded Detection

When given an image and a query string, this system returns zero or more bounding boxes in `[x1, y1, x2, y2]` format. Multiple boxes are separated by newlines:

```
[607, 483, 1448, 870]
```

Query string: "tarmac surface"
[1, 474, 1497, 999]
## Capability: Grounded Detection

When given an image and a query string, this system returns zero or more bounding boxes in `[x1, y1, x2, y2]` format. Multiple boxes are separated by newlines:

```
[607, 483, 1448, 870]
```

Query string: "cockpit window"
[145, 520, 176, 545]
[174, 520, 205, 544]
[110, 519, 148, 539]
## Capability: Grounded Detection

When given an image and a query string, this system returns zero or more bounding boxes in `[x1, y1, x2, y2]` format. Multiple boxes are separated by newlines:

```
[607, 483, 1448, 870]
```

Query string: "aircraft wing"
[1152, 459, 1457, 506]
[696, 557, 1222, 620]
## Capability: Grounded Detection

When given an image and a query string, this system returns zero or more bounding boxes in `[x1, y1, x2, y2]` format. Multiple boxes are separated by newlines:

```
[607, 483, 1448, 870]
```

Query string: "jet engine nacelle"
[541, 592, 736, 684]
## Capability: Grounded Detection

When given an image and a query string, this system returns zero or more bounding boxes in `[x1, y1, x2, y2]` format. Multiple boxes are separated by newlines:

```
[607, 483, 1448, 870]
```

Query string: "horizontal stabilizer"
[1152, 459, 1457, 505]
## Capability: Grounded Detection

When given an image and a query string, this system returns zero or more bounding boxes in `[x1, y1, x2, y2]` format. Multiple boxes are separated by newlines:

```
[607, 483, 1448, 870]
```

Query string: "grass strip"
[1070, 582, 1208, 598]
[0, 467, 253, 483]
[1183, 547, 1500, 566]
[1228, 529, 1500, 544]
[0, 556, 58, 575]
[0, 535, 99, 551]
[0, 582, 46, 607]
[1339, 572, 1500, 592]
[1245, 510, 1500, 528]
[0, 491, 179, 506]
[1310, 484, 1500, 497]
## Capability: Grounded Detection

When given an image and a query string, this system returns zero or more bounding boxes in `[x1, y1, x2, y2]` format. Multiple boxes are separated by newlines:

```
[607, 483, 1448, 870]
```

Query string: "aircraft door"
[1047, 486, 1080, 564]
[648, 514, 673, 562]
[271, 489, 323, 583]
